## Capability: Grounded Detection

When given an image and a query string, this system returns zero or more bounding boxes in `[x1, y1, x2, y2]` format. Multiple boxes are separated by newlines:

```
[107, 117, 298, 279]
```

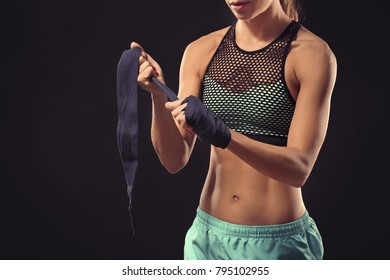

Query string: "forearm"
[151, 94, 192, 173]
[227, 130, 313, 188]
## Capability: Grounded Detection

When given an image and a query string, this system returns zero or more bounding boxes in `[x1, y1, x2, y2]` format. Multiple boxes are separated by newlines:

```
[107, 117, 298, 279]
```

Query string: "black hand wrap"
[181, 95, 231, 149]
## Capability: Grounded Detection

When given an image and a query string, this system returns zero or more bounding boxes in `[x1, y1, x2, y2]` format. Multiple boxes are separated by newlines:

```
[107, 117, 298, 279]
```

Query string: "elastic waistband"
[194, 207, 312, 238]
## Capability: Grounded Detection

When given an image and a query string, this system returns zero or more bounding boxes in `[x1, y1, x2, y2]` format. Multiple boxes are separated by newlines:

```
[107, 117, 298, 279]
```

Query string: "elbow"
[290, 158, 313, 188]
[166, 168, 180, 175]
[163, 159, 188, 174]
[153, 142, 190, 174]
[166, 167, 182, 174]
[290, 172, 309, 188]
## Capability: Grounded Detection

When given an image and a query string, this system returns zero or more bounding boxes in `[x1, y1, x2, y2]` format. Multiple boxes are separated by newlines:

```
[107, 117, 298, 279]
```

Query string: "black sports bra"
[202, 20, 301, 146]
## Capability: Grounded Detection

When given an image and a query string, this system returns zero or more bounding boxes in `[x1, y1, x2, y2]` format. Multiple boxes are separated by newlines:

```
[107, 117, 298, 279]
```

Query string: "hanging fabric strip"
[116, 47, 178, 235]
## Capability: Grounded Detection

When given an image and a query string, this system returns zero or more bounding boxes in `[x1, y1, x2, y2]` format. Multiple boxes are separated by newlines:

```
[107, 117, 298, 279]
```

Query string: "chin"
[231, 11, 252, 21]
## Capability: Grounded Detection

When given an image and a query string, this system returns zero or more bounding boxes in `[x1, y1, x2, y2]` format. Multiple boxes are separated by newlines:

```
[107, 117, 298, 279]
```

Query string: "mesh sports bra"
[202, 20, 301, 146]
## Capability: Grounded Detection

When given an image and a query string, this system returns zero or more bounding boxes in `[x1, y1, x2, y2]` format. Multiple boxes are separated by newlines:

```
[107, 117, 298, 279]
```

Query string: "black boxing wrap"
[181, 95, 231, 149]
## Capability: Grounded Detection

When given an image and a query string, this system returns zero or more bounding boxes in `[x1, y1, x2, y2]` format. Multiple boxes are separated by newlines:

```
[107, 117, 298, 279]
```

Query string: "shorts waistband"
[194, 207, 312, 238]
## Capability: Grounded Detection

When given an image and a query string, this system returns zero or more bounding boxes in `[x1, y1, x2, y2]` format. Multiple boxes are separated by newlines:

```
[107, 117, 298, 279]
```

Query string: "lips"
[230, 1, 249, 5]
[230, 1, 250, 11]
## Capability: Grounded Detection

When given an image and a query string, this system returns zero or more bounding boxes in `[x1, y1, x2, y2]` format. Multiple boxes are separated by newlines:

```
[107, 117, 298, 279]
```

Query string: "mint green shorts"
[184, 207, 323, 260]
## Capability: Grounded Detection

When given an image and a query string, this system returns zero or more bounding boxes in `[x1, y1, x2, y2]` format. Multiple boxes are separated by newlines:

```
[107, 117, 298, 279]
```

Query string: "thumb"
[130, 41, 144, 51]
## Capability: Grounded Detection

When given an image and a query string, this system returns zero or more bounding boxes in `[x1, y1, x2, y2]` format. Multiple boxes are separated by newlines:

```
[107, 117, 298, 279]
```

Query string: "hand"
[165, 99, 195, 135]
[130, 42, 166, 98]
[177, 96, 231, 148]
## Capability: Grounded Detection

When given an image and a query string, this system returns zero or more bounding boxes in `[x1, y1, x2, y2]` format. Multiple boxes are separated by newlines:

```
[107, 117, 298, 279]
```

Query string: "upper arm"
[287, 39, 337, 167]
[178, 41, 204, 100]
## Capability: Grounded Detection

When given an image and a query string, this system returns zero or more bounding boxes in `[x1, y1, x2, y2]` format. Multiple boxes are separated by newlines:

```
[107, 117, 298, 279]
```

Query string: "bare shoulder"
[289, 25, 337, 89]
[291, 25, 337, 67]
[178, 26, 231, 96]
[185, 26, 230, 56]
[181, 26, 230, 77]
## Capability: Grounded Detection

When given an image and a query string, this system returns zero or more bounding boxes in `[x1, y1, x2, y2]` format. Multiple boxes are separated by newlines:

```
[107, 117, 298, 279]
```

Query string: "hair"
[280, 0, 303, 22]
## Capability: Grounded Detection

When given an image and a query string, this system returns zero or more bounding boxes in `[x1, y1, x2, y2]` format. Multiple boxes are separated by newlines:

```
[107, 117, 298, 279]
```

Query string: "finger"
[138, 65, 155, 83]
[176, 111, 186, 126]
[139, 57, 159, 77]
[139, 54, 160, 77]
[165, 99, 184, 112]
[172, 104, 188, 119]
[142, 53, 162, 73]
[139, 55, 147, 65]
[142, 51, 157, 65]
[132, 43, 153, 67]
[139, 60, 152, 73]
[130, 42, 157, 67]
[176, 112, 194, 133]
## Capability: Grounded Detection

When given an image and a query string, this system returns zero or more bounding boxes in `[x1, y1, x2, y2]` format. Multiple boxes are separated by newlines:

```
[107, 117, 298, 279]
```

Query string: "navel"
[232, 194, 240, 203]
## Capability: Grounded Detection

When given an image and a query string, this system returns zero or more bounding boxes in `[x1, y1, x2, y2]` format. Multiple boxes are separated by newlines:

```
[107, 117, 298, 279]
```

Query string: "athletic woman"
[130, 0, 337, 259]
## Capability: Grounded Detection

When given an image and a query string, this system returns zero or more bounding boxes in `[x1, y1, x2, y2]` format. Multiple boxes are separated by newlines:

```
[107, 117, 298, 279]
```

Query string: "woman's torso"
[191, 21, 311, 225]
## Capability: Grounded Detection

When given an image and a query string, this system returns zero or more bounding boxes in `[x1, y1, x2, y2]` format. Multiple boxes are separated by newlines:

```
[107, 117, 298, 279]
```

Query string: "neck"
[235, 2, 292, 43]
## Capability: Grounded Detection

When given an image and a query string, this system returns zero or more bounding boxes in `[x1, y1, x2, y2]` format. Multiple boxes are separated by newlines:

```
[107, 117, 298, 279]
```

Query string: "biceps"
[287, 85, 332, 163]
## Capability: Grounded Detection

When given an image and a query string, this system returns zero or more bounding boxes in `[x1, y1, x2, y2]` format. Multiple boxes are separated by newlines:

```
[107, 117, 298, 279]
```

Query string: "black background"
[2, 1, 389, 260]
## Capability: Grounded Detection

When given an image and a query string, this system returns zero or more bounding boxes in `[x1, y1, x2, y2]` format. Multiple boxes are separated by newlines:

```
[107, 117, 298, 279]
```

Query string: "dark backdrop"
[2, 1, 389, 260]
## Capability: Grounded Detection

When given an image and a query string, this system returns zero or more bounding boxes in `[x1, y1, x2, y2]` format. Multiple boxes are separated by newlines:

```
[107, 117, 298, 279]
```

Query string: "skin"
[130, 0, 337, 225]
